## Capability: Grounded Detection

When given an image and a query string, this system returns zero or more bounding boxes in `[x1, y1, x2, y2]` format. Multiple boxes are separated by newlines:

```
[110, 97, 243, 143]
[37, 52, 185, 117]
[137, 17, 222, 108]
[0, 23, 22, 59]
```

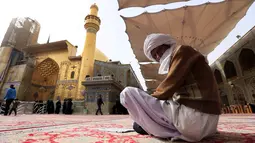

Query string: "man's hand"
[151, 91, 170, 100]
[151, 91, 161, 98]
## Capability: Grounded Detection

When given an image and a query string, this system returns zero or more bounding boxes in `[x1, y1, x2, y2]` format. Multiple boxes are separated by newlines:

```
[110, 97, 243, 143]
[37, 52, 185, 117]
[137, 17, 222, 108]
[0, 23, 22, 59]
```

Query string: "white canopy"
[122, 0, 254, 90]
[140, 63, 166, 81]
[118, 0, 187, 10]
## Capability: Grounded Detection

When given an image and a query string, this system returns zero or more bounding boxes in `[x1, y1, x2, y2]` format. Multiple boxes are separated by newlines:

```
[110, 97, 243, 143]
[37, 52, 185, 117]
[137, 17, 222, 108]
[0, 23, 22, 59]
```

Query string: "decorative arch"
[214, 69, 223, 84]
[224, 61, 237, 79]
[232, 86, 246, 105]
[239, 48, 255, 71]
[30, 58, 59, 101]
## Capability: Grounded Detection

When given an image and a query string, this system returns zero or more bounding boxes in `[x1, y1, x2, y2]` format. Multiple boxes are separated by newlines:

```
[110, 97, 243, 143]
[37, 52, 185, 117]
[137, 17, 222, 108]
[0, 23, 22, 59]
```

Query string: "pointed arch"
[224, 61, 237, 79]
[214, 69, 223, 84]
[29, 58, 59, 101]
[239, 48, 255, 71]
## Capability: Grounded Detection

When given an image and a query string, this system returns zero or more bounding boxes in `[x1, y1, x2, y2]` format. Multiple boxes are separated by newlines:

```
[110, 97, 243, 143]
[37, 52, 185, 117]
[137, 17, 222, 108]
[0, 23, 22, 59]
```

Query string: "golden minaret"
[77, 4, 101, 99]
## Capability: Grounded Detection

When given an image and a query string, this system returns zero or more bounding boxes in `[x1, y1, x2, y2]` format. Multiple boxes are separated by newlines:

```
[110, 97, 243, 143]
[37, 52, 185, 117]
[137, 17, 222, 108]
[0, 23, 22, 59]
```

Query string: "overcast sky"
[0, 0, 255, 90]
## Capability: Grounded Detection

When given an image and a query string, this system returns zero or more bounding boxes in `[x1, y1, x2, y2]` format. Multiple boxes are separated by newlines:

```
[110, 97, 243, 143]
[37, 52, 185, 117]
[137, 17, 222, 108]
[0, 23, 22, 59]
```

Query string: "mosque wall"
[211, 34, 255, 105]
[0, 47, 115, 101]
[83, 82, 123, 115]
[85, 85, 115, 114]
[26, 49, 81, 101]
[0, 64, 27, 100]
[93, 61, 141, 88]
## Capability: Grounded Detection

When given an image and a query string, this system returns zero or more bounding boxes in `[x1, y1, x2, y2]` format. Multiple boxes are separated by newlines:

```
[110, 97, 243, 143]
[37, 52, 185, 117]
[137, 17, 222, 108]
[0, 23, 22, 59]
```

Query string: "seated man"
[120, 34, 221, 142]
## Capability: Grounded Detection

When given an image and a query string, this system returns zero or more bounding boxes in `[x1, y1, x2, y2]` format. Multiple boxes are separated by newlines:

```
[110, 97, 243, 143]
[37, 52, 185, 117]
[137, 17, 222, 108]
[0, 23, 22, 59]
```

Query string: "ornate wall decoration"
[232, 86, 246, 105]
[60, 61, 71, 80]
[36, 58, 59, 78]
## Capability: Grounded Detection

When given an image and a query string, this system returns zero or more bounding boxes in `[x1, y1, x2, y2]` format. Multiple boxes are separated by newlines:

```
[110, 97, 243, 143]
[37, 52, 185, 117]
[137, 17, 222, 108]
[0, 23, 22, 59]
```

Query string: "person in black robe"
[66, 98, 73, 114]
[55, 100, 61, 114]
[62, 99, 67, 114]
[47, 100, 54, 114]
[96, 95, 104, 115]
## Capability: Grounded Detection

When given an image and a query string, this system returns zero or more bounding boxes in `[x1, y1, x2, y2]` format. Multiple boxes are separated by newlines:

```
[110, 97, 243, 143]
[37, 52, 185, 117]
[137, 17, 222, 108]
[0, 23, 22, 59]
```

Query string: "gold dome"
[95, 48, 109, 62]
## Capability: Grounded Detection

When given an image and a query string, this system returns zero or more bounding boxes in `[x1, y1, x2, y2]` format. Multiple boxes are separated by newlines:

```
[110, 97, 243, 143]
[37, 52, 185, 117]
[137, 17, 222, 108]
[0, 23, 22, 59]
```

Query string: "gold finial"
[90, 3, 98, 11]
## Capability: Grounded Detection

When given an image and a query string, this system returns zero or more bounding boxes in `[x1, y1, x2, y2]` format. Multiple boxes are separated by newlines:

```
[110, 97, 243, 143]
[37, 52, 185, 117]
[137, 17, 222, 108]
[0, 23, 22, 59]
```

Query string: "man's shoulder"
[179, 45, 197, 53]
[173, 45, 199, 57]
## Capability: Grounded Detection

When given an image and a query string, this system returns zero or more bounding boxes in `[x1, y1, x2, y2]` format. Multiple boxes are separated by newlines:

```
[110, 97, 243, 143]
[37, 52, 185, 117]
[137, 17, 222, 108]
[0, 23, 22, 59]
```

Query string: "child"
[9, 99, 20, 116]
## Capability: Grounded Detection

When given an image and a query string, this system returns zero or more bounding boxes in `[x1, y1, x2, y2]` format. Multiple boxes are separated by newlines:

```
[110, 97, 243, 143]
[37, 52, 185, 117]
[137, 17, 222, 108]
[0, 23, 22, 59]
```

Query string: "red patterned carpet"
[0, 114, 254, 143]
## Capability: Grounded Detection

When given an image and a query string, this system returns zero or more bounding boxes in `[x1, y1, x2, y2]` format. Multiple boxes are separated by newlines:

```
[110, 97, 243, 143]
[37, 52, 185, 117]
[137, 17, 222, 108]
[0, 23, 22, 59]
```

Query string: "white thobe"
[120, 87, 219, 142]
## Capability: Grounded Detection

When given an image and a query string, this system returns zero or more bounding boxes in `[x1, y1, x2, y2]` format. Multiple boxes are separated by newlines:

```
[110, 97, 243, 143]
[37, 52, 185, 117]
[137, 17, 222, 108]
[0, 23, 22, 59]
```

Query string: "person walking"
[3, 85, 16, 116]
[96, 95, 104, 115]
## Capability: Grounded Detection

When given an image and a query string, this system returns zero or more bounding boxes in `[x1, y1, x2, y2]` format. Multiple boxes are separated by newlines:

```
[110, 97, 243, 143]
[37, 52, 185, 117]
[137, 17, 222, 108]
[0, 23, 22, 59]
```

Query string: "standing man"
[3, 84, 16, 116]
[96, 94, 104, 115]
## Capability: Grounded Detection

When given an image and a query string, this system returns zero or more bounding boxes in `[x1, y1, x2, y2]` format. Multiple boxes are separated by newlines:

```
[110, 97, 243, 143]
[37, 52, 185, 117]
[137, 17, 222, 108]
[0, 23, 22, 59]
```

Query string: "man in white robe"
[120, 34, 221, 142]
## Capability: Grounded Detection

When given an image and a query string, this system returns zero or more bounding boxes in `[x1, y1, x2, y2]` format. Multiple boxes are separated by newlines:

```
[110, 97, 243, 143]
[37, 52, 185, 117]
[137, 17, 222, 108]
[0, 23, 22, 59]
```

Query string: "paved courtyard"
[0, 114, 254, 143]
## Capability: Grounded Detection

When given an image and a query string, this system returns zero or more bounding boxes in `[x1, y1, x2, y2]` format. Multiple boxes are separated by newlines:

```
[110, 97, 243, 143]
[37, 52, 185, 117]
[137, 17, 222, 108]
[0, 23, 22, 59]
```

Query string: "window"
[239, 48, 255, 71]
[224, 61, 237, 79]
[71, 71, 75, 79]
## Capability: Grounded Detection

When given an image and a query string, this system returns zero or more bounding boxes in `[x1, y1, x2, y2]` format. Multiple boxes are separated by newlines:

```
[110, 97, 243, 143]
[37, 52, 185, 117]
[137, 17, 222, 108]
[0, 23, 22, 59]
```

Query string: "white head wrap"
[143, 34, 176, 62]
[143, 33, 177, 74]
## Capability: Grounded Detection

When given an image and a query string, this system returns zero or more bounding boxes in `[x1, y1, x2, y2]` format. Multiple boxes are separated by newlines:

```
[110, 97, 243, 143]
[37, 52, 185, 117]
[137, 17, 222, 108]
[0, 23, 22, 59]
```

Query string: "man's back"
[5, 88, 16, 100]
[173, 46, 221, 114]
[155, 45, 221, 114]
[97, 98, 103, 106]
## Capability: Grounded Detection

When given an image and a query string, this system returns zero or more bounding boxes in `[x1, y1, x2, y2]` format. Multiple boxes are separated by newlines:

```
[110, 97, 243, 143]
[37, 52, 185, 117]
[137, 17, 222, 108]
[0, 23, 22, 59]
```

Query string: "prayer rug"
[0, 114, 254, 143]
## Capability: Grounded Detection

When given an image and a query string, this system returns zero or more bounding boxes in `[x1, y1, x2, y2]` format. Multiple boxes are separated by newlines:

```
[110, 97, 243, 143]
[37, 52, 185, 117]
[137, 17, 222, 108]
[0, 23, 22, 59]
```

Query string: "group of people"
[1, 85, 19, 116]
[0, 84, 73, 115]
[62, 98, 73, 114]
[33, 98, 73, 114]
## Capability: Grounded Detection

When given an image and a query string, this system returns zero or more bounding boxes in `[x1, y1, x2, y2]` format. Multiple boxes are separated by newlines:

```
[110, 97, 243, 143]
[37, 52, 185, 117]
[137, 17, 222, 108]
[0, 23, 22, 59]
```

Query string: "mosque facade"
[210, 26, 255, 106]
[0, 4, 141, 114]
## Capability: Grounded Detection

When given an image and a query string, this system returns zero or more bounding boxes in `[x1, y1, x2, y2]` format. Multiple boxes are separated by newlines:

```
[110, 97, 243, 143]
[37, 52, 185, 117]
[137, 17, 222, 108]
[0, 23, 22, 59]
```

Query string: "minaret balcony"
[85, 15, 101, 24]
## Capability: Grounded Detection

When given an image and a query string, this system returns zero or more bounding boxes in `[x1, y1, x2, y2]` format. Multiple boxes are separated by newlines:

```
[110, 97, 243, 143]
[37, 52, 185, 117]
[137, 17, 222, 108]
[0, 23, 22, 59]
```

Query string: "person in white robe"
[120, 33, 221, 142]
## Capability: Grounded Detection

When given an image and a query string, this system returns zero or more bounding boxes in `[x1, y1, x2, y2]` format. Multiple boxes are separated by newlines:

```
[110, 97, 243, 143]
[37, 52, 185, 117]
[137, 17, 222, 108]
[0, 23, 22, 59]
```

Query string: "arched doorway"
[224, 61, 237, 79]
[214, 69, 223, 84]
[30, 58, 59, 101]
[232, 86, 246, 105]
[239, 48, 255, 71]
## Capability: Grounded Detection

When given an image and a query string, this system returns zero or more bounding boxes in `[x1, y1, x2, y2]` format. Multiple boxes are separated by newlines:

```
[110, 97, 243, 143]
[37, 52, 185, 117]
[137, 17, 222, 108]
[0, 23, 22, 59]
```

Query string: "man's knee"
[120, 86, 137, 107]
